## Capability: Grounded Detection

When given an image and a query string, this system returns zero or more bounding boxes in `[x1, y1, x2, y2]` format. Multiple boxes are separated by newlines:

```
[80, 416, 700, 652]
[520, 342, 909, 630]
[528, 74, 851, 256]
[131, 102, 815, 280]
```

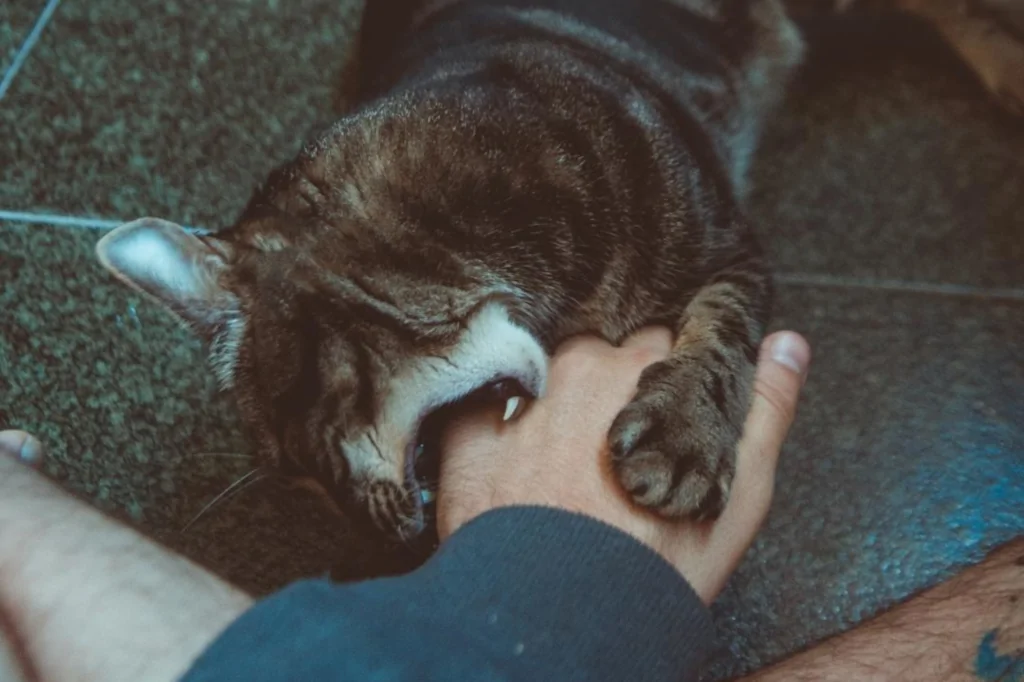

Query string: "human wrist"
[432, 506, 715, 680]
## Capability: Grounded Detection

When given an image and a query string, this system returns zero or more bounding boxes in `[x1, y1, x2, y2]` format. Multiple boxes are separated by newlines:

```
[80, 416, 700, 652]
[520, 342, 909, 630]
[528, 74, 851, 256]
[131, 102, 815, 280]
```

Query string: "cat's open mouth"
[404, 378, 533, 527]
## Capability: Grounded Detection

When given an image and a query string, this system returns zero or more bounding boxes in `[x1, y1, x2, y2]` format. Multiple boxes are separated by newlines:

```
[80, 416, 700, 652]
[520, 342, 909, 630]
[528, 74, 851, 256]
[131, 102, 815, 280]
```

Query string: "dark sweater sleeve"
[181, 506, 714, 682]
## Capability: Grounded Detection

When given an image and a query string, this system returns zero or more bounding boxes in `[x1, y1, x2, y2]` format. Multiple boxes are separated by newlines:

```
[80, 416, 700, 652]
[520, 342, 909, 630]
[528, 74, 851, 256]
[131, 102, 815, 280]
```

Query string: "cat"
[95, 0, 1022, 558]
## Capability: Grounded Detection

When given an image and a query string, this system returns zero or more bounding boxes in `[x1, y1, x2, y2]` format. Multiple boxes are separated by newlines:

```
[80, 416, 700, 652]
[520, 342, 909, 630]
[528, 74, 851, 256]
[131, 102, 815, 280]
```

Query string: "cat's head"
[95, 217, 547, 540]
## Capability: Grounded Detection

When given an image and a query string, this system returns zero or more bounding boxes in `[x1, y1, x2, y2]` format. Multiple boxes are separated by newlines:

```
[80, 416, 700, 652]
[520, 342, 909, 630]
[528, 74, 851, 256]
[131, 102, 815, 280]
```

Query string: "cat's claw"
[607, 357, 742, 521]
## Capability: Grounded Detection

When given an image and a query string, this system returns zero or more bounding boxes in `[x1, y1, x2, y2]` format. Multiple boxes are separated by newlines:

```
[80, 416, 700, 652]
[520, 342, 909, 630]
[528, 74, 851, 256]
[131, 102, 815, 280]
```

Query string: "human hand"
[437, 328, 810, 603]
[0, 327, 808, 681]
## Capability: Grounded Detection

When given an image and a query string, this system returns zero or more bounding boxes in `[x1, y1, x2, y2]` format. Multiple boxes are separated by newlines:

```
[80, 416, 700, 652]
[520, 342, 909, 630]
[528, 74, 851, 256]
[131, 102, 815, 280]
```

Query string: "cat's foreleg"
[607, 253, 772, 520]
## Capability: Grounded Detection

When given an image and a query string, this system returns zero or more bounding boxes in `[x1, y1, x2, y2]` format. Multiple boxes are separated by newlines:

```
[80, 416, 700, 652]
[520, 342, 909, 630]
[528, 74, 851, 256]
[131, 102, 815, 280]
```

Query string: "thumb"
[737, 332, 811, 479]
[0, 431, 45, 467]
[719, 331, 810, 542]
[678, 332, 811, 602]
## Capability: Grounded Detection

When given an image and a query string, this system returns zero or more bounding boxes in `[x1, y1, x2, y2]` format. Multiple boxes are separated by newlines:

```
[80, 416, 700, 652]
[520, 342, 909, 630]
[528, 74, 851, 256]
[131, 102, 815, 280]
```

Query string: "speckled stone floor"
[0, 3, 1021, 680]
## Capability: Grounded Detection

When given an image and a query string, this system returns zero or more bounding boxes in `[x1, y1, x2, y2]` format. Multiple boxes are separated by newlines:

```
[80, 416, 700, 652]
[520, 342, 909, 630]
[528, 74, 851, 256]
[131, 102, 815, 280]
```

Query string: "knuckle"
[752, 374, 797, 425]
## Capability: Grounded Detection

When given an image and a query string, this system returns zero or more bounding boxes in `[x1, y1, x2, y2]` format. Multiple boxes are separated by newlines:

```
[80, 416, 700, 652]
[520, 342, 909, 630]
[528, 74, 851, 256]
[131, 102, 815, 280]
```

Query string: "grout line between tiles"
[2, 209, 1023, 302]
[0, 209, 207, 234]
[0, 210, 123, 230]
[0, 0, 63, 102]
[775, 273, 1024, 303]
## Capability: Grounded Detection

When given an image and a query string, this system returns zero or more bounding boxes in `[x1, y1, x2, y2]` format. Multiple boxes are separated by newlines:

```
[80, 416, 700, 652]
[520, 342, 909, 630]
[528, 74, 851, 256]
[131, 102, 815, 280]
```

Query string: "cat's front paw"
[607, 358, 745, 520]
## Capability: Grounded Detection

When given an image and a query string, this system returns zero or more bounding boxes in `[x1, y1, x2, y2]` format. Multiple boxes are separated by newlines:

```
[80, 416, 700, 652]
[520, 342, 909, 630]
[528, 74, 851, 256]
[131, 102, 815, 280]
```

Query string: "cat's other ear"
[96, 217, 239, 336]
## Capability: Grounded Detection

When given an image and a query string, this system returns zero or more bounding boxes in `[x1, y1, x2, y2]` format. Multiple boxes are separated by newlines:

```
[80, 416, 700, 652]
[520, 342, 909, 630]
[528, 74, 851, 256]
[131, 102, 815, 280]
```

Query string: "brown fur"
[96, 0, 1023, 558]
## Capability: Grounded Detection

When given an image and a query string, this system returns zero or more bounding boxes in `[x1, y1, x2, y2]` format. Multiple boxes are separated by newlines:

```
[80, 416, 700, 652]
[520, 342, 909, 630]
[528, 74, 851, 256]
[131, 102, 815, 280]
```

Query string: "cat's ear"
[96, 217, 239, 336]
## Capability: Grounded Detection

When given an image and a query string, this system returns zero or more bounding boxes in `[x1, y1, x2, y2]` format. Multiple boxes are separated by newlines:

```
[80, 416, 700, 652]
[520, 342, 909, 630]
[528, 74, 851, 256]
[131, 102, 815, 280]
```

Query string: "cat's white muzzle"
[345, 302, 549, 535]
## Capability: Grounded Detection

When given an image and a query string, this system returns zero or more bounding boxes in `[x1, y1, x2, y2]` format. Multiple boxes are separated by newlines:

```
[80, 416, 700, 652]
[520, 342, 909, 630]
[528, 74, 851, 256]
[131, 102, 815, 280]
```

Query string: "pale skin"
[0, 326, 798, 681]
[744, 536, 1024, 682]
[0, 327, 808, 680]
[8, 327, 1016, 682]
[437, 328, 812, 602]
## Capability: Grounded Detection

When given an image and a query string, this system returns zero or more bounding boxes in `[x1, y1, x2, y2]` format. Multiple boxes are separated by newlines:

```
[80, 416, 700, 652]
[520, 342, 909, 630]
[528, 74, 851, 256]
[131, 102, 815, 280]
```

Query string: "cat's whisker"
[181, 469, 267, 533]
[395, 525, 417, 552]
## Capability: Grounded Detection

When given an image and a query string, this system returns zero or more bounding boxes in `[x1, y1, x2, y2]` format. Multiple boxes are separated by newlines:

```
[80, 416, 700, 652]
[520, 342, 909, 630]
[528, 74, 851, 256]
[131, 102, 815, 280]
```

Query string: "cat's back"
[357, 0, 803, 195]
[361, 0, 742, 107]
[223, 0, 801, 339]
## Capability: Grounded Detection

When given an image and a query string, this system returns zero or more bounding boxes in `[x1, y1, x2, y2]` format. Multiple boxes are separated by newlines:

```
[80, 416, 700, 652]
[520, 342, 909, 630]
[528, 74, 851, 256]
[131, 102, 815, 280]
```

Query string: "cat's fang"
[503, 396, 525, 422]
[420, 488, 436, 504]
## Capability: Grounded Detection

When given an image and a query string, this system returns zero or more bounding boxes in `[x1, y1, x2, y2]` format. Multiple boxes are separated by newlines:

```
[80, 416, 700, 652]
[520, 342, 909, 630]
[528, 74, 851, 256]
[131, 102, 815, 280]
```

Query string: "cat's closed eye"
[95, 0, 1024, 565]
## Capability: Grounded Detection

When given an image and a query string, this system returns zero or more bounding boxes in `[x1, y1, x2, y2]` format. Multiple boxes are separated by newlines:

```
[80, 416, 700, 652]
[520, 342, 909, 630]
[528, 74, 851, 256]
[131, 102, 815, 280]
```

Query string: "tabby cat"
[95, 0, 1023, 555]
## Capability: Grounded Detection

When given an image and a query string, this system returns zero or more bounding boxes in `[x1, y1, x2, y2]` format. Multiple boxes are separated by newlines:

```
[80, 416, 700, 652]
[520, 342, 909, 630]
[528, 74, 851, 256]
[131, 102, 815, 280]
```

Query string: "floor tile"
[0, 221, 349, 593]
[2, 4, 1023, 674]
[749, 15, 1024, 289]
[704, 285, 1024, 680]
[0, 0, 41, 72]
[4, 220, 1021, 665]
[0, 0, 361, 229]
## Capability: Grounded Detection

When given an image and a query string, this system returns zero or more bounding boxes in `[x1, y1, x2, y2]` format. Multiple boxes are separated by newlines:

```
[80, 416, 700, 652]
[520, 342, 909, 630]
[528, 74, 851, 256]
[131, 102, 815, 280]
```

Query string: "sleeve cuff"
[416, 505, 715, 680]
[183, 506, 714, 682]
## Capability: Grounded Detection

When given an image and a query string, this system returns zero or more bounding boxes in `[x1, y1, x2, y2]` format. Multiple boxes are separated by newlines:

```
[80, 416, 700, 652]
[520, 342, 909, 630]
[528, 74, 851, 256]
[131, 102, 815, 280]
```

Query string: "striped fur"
[102, 0, 804, 540]
[234, 0, 805, 534]
[96, 0, 1022, 549]
[272, 0, 798, 532]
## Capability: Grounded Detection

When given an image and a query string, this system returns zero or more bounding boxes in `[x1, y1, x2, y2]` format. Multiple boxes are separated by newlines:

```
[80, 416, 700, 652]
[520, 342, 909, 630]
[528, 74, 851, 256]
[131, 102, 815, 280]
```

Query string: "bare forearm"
[0, 456, 252, 682]
[742, 539, 1024, 682]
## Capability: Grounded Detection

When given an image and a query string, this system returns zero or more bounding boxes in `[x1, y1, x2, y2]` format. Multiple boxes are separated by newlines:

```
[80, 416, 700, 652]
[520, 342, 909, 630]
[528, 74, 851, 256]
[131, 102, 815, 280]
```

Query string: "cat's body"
[96, 0, 1022, 554]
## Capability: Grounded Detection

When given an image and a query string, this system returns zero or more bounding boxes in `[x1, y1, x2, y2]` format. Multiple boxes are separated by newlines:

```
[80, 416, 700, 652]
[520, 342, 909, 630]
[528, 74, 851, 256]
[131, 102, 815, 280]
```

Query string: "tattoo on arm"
[975, 628, 1024, 682]
[737, 541, 1024, 682]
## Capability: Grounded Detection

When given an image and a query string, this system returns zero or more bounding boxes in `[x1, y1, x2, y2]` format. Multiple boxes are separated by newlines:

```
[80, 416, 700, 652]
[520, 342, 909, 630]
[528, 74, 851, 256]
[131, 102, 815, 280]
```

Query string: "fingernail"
[0, 431, 44, 467]
[769, 333, 810, 377]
